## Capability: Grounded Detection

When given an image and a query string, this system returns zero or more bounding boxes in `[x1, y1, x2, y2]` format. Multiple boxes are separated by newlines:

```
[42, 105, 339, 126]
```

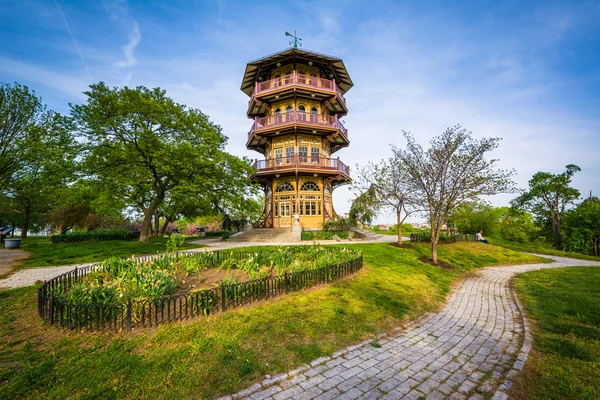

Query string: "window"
[275, 148, 283, 165]
[273, 73, 282, 87]
[285, 105, 293, 122]
[275, 182, 294, 192]
[311, 147, 320, 164]
[285, 146, 295, 163]
[299, 146, 308, 162]
[300, 201, 321, 216]
[298, 104, 307, 121]
[274, 108, 282, 124]
[300, 181, 320, 191]
[310, 106, 319, 123]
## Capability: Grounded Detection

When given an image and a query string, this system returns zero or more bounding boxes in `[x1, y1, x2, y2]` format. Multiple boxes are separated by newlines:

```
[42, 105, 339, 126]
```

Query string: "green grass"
[512, 267, 600, 400]
[15, 236, 206, 269]
[0, 242, 546, 399]
[490, 236, 600, 262]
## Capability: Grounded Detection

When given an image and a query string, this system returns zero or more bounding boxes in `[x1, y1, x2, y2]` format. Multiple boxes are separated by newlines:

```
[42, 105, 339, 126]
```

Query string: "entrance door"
[279, 202, 291, 227]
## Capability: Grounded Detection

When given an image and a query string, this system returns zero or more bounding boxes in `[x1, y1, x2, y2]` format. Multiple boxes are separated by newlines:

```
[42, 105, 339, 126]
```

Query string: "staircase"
[351, 228, 383, 240]
[226, 228, 298, 243]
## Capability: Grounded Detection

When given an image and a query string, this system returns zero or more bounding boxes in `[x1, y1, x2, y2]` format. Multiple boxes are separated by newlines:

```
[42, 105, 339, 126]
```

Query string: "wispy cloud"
[105, 0, 141, 79]
[52, 0, 93, 81]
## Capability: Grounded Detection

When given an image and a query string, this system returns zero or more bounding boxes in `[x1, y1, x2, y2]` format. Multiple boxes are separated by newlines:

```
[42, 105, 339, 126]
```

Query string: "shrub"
[301, 231, 349, 240]
[50, 229, 134, 243]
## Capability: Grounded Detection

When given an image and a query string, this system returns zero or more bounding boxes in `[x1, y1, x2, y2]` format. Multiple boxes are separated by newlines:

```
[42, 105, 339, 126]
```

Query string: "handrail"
[254, 155, 350, 177]
[252, 70, 346, 102]
[247, 111, 348, 139]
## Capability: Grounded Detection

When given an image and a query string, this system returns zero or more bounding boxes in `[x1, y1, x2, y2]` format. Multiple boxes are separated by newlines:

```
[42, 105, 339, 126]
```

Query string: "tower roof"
[240, 47, 353, 96]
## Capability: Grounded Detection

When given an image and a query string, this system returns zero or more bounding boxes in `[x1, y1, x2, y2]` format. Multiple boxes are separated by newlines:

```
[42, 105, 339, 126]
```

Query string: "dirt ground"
[0, 248, 30, 277]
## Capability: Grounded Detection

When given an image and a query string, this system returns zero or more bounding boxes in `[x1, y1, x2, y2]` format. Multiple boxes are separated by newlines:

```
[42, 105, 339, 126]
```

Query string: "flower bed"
[38, 246, 362, 332]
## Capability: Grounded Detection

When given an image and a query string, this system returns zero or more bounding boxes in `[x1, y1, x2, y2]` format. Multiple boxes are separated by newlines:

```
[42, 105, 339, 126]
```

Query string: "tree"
[0, 82, 48, 187]
[353, 158, 420, 244]
[447, 201, 502, 237]
[498, 207, 539, 244]
[0, 107, 77, 238]
[563, 197, 600, 256]
[394, 125, 515, 263]
[349, 184, 377, 226]
[511, 164, 580, 250]
[72, 83, 255, 243]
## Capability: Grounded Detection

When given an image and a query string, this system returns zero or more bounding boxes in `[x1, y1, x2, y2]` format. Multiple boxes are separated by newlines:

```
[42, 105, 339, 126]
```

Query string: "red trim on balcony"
[253, 155, 350, 178]
[252, 71, 346, 103]
[248, 111, 348, 140]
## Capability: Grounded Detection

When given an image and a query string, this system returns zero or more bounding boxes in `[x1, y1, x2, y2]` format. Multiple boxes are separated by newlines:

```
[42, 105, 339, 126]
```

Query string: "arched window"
[274, 108, 282, 123]
[276, 182, 294, 192]
[300, 181, 320, 191]
[298, 104, 307, 121]
[310, 106, 319, 123]
[285, 105, 294, 122]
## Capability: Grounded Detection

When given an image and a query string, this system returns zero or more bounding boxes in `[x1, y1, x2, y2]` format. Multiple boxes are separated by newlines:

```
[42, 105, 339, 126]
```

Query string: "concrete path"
[223, 256, 600, 400]
[0, 235, 400, 290]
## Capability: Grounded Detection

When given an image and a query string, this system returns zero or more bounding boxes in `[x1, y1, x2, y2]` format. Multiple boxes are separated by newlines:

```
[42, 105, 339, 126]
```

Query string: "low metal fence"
[38, 249, 363, 333]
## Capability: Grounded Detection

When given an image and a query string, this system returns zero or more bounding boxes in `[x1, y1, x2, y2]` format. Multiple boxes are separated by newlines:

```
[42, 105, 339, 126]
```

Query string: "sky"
[1, 0, 599, 223]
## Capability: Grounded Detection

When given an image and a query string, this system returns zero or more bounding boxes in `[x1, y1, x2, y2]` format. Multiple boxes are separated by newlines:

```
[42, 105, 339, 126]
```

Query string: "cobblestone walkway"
[224, 256, 600, 400]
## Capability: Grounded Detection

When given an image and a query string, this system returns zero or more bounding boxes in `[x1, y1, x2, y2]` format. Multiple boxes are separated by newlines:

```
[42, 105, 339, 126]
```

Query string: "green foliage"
[72, 82, 256, 242]
[563, 197, 600, 255]
[166, 232, 185, 253]
[512, 164, 581, 250]
[447, 201, 502, 236]
[322, 217, 354, 232]
[513, 268, 600, 399]
[49, 229, 133, 243]
[498, 207, 539, 243]
[301, 231, 349, 240]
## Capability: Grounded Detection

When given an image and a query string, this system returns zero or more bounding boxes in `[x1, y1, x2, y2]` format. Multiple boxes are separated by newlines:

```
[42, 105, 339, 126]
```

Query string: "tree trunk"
[551, 214, 563, 250]
[139, 209, 154, 243]
[431, 241, 438, 264]
[593, 236, 598, 257]
[153, 211, 161, 237]
[20, 208, 30, 239]
[160, 219, 170, 237]
[397, 210, 403, 245]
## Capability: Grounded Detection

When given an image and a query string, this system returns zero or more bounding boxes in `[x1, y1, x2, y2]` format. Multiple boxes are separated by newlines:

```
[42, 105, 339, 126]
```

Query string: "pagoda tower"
[241, 47, 353, 229]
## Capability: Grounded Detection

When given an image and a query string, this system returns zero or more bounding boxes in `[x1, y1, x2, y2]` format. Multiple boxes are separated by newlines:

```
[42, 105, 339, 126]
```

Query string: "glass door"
[279, 202, 291, 227]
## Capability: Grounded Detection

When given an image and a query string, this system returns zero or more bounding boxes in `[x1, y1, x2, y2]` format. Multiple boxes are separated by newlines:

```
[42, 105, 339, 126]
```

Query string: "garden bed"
[38, 246, 362, 332]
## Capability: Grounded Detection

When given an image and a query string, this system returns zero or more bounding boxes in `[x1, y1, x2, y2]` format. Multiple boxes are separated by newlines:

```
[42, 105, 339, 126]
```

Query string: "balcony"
[253, 155, 350, 178]
[248, 111, 348, 140]
[252, 71, 346, 103]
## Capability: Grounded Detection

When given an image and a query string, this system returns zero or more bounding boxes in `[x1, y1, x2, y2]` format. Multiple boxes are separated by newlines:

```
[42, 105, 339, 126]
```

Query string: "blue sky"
[1, 0, 599, 222]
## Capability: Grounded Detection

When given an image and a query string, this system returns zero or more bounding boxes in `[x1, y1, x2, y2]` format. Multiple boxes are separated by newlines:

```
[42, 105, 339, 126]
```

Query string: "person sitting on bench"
[476, 230, 489, 244]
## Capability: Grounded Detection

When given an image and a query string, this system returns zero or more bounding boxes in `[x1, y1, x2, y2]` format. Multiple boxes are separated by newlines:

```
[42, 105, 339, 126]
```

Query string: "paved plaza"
[223, 256, 600, 400]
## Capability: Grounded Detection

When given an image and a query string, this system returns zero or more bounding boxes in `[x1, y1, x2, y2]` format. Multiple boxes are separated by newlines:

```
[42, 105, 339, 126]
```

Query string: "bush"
[50, 229, 134, 243]
[301, 231, 350, 240]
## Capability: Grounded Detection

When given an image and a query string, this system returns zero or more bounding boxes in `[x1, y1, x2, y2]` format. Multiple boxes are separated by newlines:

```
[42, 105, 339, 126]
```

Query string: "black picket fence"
[409, 233, 477, 243]
[38, 250, 363, 333]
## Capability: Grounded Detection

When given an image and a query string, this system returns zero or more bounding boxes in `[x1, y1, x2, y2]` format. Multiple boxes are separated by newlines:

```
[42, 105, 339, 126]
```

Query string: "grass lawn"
[512, 267, 600, 400]
[0, 242, 546, 399]
[490, 236, 600, 262]
[14, 236, 206, 269]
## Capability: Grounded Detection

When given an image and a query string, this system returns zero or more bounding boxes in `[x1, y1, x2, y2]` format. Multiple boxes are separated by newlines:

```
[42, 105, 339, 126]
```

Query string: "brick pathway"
[224, 256, 600, 400]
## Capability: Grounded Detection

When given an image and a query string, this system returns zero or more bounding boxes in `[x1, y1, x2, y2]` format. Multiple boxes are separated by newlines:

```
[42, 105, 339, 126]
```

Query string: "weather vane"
[285, 30, 302, 48]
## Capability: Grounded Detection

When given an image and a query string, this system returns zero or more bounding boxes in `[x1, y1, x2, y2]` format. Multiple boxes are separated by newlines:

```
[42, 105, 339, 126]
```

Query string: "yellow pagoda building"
[240, 46, 353, 230]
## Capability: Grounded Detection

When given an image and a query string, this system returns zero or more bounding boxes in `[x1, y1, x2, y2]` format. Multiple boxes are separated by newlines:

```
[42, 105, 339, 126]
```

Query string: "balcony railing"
[254, 155, 350, 177]
[248, 111, 348, 139]
[253, 71, 346, 102]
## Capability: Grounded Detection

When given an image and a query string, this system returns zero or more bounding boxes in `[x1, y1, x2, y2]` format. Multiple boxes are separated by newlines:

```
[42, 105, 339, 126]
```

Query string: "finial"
[284, 30, 302, 48]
